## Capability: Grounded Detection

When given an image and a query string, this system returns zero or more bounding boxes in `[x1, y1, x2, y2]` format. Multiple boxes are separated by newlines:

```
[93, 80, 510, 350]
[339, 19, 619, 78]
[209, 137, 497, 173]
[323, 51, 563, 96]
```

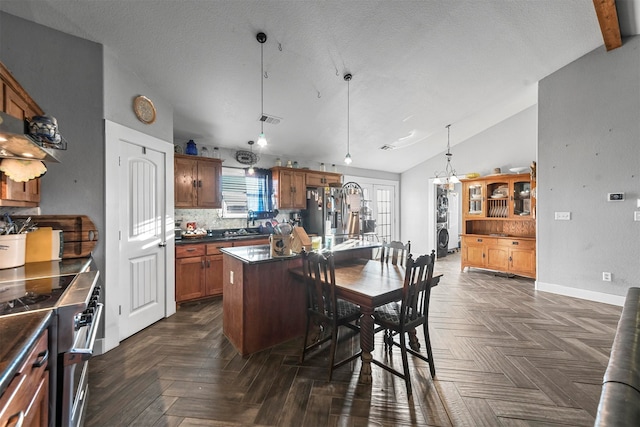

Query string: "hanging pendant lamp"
[433, 124, 459, 185]
[344, 73, 353, 165]
[256, 32, 268, 147]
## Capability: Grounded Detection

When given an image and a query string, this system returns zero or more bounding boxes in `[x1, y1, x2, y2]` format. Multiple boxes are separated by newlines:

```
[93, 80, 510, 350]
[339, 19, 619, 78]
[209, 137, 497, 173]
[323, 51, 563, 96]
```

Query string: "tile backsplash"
[175, 208, 296, 231]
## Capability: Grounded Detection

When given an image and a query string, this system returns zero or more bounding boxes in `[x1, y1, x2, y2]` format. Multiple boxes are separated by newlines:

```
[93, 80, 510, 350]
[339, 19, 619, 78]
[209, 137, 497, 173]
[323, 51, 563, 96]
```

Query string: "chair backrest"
[301, 250, 338, 322]
[399, 250, 436, 327]
[380, 240, 411, 266]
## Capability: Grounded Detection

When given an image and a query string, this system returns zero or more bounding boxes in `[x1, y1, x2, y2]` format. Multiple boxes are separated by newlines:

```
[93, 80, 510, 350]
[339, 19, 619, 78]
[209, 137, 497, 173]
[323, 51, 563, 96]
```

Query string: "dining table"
[290, 257, 441, 384]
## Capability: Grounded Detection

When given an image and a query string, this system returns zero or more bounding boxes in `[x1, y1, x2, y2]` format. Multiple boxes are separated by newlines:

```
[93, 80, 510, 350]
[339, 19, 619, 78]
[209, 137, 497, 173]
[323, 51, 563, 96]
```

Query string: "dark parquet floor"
[85, 252, 622, 426]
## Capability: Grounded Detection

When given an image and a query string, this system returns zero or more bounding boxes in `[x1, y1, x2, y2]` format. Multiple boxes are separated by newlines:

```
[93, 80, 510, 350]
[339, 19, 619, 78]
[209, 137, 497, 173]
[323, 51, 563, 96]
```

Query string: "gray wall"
[0, 11, 106, 271]
[537, 35, 640, 301]
[401, 105, 537, 256]
[104, 47, 173, 141]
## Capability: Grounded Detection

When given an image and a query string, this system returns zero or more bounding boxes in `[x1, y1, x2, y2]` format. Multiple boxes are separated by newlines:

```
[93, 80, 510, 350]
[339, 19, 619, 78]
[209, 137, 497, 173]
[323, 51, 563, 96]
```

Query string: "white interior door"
[104, 121, 175, 350]
[119, 142, 166, 339]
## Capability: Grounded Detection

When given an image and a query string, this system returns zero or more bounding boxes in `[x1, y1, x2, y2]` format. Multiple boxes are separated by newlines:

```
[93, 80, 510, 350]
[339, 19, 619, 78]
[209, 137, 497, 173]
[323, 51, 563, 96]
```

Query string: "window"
[221, 167, 273, 218]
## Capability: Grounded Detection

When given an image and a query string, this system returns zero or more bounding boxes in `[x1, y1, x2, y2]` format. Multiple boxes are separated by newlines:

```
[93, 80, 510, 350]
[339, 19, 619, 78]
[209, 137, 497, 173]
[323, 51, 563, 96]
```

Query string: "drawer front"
[498, 239, 535, 250]
[0, 330, 48, 425]
[206, 241, 232, 255]
[176, 244, 205, 258]
[463, 236, 497, 246]
[232, 237, 269, 247]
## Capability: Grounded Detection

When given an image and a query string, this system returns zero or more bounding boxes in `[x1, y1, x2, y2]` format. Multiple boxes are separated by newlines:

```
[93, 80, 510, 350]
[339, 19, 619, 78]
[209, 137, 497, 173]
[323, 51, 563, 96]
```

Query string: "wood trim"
[593, 0, 622, 51]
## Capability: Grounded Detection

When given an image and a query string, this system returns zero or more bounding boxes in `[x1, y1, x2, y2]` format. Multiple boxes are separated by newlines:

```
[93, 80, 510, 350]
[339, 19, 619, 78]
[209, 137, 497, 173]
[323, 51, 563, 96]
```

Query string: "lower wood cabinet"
[0, 329, 49, 427]
[461, 235, 535, 279]
[175, 237, 269, 303]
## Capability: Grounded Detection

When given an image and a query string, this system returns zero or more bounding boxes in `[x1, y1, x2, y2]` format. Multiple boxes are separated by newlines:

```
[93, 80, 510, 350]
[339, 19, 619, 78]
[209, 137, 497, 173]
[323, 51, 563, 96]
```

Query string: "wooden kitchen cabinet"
[174, 154, 222, 208]
[460, 173, 536, 279]
[0, 61, 44, 207]
[271, 167, 306, 209]
[176, 237, 268, 303]
[305, 171, 342, 187]
[0, 329, 49, 427]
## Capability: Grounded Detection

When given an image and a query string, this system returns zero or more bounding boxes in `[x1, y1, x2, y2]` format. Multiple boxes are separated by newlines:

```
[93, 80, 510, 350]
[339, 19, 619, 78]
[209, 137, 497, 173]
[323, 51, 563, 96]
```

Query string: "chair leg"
[327, 325, 339, 382]
[300, 312, 311, 364]
[423, 322, 436, 378]
[399, 330, 412, 397]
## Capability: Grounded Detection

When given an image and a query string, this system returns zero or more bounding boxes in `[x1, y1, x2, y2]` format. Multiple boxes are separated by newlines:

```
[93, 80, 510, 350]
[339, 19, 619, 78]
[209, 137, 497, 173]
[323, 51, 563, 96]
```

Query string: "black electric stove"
[0, 274, 77, 316]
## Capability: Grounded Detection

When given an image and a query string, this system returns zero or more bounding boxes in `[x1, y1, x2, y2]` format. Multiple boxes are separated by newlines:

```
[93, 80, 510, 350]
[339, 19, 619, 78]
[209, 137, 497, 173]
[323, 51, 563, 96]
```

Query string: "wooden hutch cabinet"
[0, 61, 44, 207]
[460, 172, 536, 278]
[174, 154, 223, 208]
[271, 166, 306, 209]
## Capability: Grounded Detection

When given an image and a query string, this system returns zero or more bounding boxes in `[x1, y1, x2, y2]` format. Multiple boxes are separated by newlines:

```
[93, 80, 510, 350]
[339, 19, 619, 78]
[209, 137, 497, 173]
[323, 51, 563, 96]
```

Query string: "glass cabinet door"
[512, 180, 531, 217]
[467, 184, 484, 216]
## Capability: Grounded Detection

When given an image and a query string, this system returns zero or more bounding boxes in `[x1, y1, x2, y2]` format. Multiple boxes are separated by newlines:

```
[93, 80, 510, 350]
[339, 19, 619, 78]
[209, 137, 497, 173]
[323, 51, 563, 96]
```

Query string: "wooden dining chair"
[372, 250, 436, 397]
[380, 240, 411, 266]
[300, 250, 362, 381]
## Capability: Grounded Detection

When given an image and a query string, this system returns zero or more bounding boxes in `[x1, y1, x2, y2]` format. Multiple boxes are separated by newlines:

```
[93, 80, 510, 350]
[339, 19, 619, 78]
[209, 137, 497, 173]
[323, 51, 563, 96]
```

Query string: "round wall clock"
[133, 95, 157, 124]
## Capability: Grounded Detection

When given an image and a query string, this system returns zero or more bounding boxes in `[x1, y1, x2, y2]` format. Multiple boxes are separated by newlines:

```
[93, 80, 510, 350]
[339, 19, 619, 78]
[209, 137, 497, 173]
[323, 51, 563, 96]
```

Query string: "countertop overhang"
[221, 239, 381, 264]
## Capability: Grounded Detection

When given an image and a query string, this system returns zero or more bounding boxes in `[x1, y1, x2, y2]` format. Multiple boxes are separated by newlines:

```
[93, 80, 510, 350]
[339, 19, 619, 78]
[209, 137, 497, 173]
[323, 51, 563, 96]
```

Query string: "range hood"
[0, 111, 61, 163]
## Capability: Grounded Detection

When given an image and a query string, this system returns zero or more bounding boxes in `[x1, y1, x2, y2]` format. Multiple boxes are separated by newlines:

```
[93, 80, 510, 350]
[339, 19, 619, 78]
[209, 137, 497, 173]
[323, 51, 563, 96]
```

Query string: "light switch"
[554, 212, 571, 220]
[635, 211, 640, 222]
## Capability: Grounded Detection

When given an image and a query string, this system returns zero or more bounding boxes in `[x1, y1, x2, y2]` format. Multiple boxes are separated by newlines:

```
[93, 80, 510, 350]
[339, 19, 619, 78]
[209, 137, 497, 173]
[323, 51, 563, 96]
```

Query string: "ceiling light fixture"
[344, 73, 352, 165]
[256, 32, 268, 148]
[433, 124, 459, 186]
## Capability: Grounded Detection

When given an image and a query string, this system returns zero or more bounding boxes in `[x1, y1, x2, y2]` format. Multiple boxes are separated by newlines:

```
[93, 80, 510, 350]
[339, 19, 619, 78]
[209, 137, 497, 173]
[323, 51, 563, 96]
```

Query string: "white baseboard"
[536, 281, 625, 306]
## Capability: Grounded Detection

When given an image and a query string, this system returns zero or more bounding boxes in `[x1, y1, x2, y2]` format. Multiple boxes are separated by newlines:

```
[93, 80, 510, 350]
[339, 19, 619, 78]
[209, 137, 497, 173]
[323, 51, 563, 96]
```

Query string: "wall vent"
[259, 114, 281, 125]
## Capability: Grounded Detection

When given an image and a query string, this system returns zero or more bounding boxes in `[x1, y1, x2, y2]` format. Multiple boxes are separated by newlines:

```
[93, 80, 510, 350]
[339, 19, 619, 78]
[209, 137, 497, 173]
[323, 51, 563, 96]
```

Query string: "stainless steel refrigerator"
[302, 186, 343, 239]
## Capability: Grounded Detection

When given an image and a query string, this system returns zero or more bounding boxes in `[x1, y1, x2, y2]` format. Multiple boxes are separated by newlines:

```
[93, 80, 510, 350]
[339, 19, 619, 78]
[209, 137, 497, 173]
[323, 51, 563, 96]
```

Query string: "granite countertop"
[221, 239, 381, 264]
[0, 310, 52, 397]
[0, 257, 93, 284]
[176, 232, 270, 245]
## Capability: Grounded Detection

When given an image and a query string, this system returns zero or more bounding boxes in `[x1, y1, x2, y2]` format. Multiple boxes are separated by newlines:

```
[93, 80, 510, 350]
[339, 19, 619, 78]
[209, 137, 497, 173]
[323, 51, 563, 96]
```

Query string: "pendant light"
[344, 73, 353, 165]
[433, 124, 459, 185]
[247, 140, 255, 175]
[256, 32, 268, 147]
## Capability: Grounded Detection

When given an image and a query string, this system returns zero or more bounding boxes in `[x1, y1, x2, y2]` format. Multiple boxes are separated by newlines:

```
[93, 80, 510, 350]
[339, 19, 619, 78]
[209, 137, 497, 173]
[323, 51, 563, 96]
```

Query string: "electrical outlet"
[602, 272, 612, 282]
[607, 193, 624, 201]
[635, 211, 640, 222]
[230, 271, 234, 284]
[554, 211, 571, 220]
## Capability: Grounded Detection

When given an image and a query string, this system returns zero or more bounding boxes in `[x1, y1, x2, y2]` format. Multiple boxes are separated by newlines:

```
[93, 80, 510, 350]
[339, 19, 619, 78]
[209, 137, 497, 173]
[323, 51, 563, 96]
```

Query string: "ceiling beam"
[593, 0, 622, 51]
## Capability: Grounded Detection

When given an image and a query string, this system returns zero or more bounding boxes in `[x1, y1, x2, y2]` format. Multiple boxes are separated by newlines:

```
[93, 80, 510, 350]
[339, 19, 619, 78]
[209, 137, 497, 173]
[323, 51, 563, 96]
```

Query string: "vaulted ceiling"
[1, 1, 638, 173]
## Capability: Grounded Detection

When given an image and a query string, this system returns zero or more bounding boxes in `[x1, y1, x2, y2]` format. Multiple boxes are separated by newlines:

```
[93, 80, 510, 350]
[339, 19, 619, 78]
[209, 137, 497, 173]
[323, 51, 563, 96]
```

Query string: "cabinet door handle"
[33, 349, 49, 368]
[207, 260, 211, 268]
[477, 238, 483, 242]
[186, 248, 196, 252]
[512, 241, 519, 245]
[201, 260, 205, 268]
[192, 180, 197, 187]
[198, 180, 202, 188]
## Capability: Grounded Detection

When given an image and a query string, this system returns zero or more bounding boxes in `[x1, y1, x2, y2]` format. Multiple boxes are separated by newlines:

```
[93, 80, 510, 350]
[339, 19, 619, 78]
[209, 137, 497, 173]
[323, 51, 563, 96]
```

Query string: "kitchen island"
[221, 239, 380, 356]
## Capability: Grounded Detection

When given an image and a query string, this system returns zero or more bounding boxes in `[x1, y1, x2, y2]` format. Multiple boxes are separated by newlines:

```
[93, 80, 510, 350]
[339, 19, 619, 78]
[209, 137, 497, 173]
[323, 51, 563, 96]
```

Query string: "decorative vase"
[185, 140, 198, 155]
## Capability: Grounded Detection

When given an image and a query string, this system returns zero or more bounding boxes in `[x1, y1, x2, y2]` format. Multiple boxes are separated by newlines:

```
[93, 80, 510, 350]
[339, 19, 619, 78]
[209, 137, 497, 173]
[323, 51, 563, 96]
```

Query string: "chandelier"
[433, 124, 459, 185]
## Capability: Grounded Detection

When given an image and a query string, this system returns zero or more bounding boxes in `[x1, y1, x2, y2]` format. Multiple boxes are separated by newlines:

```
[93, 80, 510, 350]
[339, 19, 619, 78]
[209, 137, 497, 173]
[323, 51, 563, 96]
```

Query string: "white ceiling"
[1, 0, 639, 173]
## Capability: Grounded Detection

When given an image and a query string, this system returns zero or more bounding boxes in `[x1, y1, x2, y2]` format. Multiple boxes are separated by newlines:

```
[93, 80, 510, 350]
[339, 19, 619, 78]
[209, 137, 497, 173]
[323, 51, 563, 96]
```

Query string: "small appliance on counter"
[174, 220, 182, 240]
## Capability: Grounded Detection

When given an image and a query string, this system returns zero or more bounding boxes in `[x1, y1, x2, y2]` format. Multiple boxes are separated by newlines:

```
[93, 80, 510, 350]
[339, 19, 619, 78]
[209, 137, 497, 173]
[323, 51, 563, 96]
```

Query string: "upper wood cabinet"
[271, 167, 342, 209]
[272, 167, 306, 209]
[305, 171, 341, 187]
[174, 154, 223, 208]
[0, 61, 45, 207]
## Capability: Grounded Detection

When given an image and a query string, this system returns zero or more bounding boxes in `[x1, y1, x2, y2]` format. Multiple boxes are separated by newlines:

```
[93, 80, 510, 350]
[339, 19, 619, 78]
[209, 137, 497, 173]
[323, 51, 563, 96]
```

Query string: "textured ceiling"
[1, 1, 636, 173]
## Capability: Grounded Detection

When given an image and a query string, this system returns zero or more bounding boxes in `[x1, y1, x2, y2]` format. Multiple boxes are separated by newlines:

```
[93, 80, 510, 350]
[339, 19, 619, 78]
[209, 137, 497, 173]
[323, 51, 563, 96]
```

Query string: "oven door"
[62, 302, 103, 427]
